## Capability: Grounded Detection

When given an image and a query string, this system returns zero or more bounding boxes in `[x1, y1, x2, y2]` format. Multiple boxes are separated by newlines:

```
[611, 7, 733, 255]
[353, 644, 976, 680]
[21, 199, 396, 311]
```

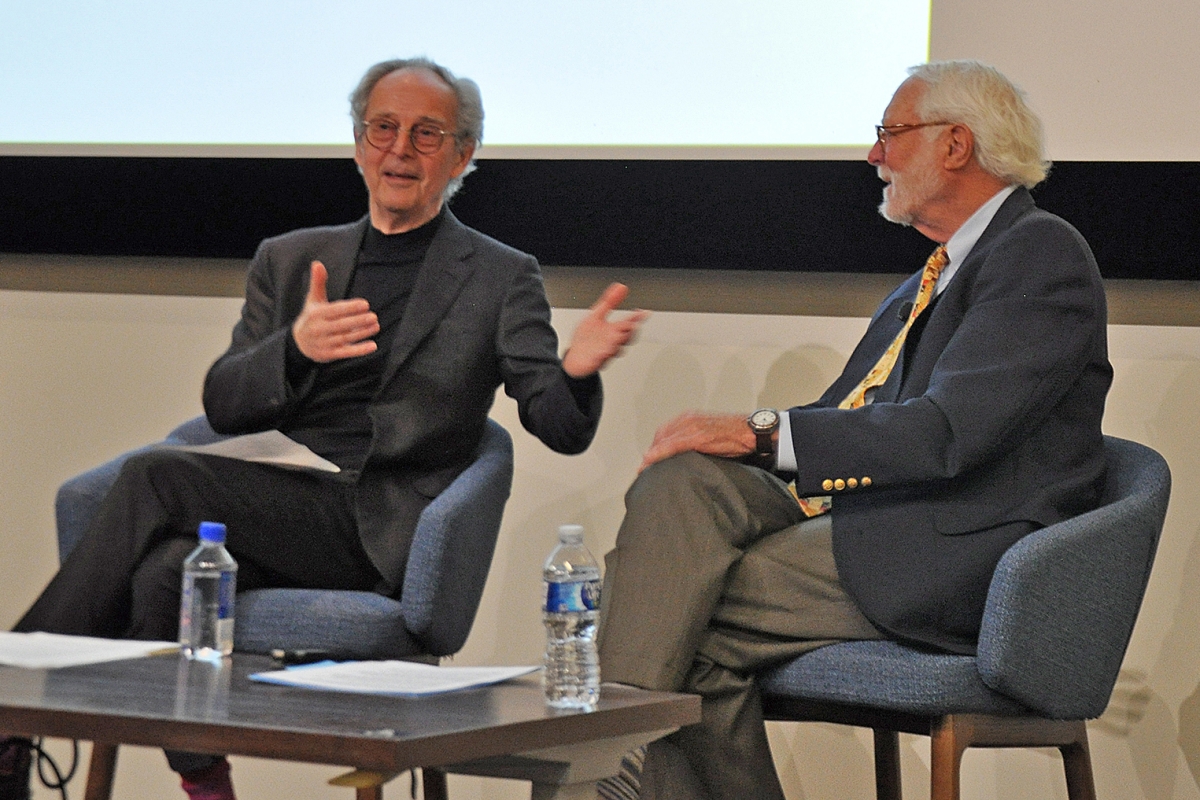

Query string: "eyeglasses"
[362, 118, 457, 154]
[874, 121, 953, 149]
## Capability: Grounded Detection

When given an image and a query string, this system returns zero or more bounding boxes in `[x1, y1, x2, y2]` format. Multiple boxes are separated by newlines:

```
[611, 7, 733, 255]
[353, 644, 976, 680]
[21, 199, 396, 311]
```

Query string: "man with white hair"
[597, 60, 1110, 799]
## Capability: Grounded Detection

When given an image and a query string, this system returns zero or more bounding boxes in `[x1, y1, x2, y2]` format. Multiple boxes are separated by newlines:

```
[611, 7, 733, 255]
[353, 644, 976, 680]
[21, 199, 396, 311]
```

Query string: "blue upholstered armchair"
[58, 415, 513, 800]
[759, 435, 1171, 800]
[55, 415, 514, 660]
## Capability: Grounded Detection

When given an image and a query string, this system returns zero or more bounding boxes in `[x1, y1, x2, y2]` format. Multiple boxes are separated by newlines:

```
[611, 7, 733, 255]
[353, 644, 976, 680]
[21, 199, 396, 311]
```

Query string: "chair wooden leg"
[422, 767, 449, 800]
[330, 768, 398, 799]
[873, 729, 902, 800]
[1060, 723, 1097, 800]
[929, 716, 969, 800]
[83, 742, 119, 800]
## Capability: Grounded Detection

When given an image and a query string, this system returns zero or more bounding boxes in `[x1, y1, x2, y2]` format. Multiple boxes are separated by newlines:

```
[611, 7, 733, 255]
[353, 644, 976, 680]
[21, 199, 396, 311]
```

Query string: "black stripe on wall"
[1, 157, 1196, 279]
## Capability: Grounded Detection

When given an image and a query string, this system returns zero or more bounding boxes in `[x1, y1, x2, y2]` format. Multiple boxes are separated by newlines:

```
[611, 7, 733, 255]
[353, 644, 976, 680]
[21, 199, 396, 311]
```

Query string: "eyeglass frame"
[874, 121, 955, 150]
[359, 117, 464, 155]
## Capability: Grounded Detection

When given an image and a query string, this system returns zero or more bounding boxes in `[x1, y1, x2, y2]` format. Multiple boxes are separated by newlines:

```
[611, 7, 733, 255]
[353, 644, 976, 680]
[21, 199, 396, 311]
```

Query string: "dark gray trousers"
[16, 448, 381, 641]
[597, 452, 884, 800]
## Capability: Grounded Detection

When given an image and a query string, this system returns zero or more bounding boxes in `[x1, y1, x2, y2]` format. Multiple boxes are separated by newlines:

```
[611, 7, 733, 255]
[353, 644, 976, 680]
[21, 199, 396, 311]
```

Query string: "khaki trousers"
[597, 452, 884, 800]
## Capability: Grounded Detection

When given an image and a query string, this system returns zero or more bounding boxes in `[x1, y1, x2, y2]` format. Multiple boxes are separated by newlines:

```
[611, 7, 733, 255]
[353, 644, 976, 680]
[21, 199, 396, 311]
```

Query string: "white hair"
[908, 60, 1050, 189]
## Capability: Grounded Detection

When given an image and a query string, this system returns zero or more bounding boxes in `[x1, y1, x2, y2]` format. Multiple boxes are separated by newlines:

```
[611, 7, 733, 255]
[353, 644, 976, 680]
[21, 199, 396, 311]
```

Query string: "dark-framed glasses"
[362, 118, 456, 154]
[874, 121, 953, 149]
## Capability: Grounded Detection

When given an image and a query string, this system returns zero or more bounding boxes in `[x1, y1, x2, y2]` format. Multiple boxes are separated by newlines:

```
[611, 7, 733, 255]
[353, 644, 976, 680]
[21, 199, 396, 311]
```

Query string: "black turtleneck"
[281, 212, 442, 472]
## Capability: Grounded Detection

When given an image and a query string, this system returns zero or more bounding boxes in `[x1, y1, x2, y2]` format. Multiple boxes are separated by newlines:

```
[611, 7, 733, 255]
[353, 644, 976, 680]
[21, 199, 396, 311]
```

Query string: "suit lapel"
[319, 217, 370, 302]
[817, 277, 915, 407]
[882, 188, 1036, 401]
[872, 274, 921, 404]
[379, 210, 476, 387]
[878, 291, 941, 403]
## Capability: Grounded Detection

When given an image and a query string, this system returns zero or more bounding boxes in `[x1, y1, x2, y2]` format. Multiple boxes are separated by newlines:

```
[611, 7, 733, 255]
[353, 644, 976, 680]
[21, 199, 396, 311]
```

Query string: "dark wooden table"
[0, 653, 699, 800]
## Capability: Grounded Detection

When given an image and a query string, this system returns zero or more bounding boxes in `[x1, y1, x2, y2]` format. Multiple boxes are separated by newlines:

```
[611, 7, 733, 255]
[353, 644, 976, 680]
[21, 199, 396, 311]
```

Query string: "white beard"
[877, 150, 943, 226]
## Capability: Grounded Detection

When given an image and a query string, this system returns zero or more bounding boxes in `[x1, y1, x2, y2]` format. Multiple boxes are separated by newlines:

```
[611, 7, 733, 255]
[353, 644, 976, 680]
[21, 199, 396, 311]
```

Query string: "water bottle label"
[545, 579, 600, 612]
[217, 571, 235, 620]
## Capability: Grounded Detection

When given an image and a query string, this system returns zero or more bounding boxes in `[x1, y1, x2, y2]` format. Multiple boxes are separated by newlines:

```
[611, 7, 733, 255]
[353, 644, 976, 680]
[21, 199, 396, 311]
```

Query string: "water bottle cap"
[558, 524, 584, 543]
[198, 521, 227, 544]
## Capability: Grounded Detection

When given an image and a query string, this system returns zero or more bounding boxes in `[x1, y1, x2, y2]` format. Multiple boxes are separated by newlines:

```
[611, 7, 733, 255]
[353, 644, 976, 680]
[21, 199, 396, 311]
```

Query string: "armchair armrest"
[399, 419, 514, 656]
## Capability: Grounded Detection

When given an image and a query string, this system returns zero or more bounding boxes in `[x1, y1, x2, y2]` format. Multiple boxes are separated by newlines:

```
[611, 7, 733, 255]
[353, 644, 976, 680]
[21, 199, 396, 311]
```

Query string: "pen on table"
[270, 648, 343, 666]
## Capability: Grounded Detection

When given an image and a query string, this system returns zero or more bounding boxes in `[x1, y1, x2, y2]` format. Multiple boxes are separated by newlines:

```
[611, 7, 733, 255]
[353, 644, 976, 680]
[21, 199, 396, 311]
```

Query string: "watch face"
[750, 409, 778, 429]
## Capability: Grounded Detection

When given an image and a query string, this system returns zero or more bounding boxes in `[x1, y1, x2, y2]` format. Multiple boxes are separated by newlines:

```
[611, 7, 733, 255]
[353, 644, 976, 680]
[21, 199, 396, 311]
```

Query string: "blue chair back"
[975, 435, 1170, 718]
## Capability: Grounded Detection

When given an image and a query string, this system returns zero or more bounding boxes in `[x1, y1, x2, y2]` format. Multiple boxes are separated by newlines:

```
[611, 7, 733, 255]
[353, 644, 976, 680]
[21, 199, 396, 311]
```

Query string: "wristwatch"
[747, 408, 780, 464]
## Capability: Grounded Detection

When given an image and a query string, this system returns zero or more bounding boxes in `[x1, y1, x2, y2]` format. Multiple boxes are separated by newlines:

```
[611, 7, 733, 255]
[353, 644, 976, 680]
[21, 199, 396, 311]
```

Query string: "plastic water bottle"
[542, 524, 601, 709]
[179, 521, 238, 661]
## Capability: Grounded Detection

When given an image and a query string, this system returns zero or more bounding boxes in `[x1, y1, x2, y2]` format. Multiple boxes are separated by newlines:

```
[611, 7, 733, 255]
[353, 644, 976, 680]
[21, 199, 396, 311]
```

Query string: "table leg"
[83, 742, 118, 800]
[422, 767, 448, 800]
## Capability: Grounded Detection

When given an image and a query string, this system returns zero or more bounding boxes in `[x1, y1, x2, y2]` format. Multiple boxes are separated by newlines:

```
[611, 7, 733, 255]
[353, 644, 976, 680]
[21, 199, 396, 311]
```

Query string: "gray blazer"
[203, 211, 601, 593]
[787, 189, 1112, 653]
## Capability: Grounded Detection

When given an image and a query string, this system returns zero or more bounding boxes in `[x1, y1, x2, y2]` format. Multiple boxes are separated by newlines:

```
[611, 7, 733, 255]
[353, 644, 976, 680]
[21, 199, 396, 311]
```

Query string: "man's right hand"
[640, 412, 756, 472]
[291, 261, 380, 363]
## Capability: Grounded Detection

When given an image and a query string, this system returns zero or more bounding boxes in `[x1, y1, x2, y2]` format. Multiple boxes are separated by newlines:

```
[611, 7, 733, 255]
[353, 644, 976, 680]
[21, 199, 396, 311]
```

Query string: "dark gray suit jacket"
[203, 211, 601, 593]
[787, 189, 1112, 653]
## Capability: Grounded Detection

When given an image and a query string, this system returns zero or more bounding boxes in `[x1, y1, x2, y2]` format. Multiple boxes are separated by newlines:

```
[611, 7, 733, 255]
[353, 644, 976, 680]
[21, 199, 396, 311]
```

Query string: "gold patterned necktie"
[793, 245, 948, 517]
[839, 245, 948, 409]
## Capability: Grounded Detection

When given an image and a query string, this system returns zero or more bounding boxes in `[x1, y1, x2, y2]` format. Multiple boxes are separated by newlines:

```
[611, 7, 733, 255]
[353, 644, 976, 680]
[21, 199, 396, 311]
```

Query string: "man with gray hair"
[3, 56, 644, 800]
[596, 60, 1110, 799]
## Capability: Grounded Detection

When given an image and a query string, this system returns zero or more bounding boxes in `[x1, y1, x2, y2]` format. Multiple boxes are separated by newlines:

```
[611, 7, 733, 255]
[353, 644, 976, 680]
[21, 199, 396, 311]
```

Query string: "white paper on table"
[167, 430, 340, 472]
[250, 660, 539, 697]
[0, 631, 178, 669]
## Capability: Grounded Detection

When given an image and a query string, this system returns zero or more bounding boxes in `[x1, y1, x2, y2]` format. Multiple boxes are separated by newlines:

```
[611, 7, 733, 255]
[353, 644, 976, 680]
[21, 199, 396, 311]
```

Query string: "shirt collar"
[936, 185, 1017, 295]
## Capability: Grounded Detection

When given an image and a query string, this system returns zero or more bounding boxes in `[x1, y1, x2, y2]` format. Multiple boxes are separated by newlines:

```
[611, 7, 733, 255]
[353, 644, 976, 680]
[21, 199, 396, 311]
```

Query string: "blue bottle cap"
[198, 521, 227, 543]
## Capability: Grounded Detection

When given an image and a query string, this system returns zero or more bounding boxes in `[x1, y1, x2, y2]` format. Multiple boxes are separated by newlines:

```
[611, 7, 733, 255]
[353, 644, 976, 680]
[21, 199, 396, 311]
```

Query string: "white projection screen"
[0, 0, 931, 157]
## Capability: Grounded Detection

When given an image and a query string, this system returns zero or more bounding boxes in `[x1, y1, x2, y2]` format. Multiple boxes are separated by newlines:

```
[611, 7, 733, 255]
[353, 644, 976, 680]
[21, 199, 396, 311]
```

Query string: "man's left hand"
[640, 412, 755, 472]
[561, 283, 649, 378]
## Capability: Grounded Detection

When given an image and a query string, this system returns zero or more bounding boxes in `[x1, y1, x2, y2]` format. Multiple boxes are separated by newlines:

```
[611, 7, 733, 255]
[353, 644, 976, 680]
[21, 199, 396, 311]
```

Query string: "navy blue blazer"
[787, 189, 1112, 653]
[203, 210, 601, 593]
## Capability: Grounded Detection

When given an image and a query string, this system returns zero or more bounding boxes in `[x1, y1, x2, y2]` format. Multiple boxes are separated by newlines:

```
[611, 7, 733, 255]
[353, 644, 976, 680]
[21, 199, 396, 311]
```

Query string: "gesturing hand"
[561, 283, 650, 378]
[291, 261, 380, 363]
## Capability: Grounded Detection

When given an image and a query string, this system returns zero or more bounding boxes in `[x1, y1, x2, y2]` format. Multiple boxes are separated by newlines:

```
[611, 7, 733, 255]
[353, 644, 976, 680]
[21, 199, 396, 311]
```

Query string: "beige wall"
[2, 288, 1200, 800]
[930, 0, 1200, 161]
